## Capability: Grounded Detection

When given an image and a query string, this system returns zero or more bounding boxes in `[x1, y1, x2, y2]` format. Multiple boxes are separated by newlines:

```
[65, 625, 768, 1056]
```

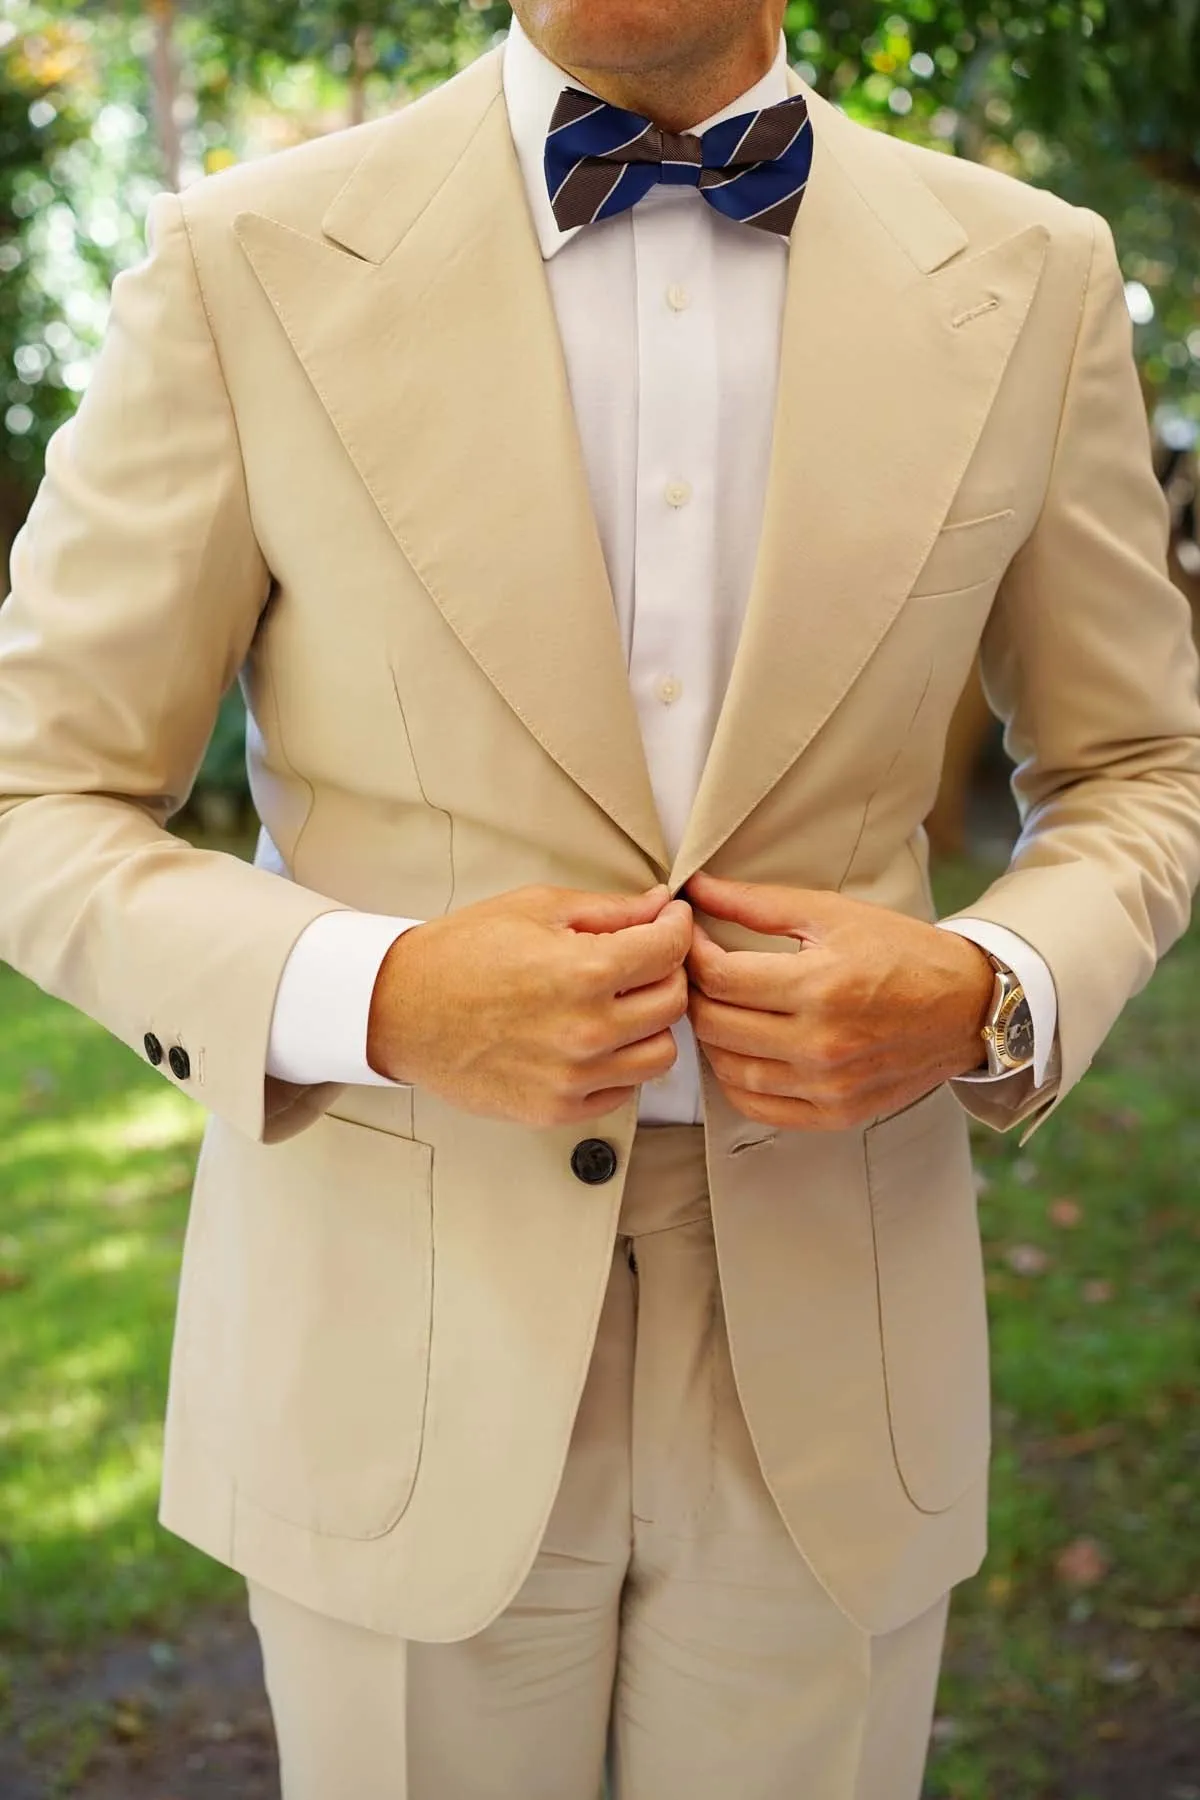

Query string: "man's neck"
[553, 27, 780, 134]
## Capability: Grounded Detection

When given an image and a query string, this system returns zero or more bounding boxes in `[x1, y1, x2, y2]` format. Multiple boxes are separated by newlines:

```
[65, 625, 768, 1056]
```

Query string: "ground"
[0, 845, 1198, 1798]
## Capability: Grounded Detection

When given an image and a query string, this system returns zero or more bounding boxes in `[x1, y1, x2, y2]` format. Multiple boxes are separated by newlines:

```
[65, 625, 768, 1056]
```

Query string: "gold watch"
[980, 954, 1035, 1075]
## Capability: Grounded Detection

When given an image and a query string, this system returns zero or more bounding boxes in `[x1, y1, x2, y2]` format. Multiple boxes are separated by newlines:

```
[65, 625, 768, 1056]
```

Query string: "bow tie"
[545, 88, 813, 238]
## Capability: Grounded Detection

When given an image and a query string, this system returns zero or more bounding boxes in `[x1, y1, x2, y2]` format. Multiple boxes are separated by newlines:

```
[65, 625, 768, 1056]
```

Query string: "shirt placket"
[629, 191, 719, 1122]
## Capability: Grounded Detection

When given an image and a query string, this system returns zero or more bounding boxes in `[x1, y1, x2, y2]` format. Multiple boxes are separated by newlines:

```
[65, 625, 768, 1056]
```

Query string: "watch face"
[1003, 999, 1036, 1065]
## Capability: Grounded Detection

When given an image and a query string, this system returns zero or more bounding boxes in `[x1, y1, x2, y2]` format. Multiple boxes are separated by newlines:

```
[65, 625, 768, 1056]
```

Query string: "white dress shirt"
[266, 12, 1058, 1113]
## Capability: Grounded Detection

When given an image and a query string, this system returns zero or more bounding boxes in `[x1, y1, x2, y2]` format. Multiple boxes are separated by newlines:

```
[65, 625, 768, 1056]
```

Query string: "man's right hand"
[366, 884, 692, 1126]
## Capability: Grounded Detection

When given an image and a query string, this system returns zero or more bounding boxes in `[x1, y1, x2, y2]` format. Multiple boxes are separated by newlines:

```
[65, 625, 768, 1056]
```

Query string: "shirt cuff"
[936, 918, 1058, 1088]
[266, 911, 424, 1088]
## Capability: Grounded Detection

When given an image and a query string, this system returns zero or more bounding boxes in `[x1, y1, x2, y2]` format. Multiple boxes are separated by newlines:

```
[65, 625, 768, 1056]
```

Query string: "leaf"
[1099, 1657, 1144, 1686]
[1027, 1423, 1124, 1462]
[1055, 1536, 1111, 1588]
[1006, 1243, 1050, 1276]
[111, 1702, 146, 1741]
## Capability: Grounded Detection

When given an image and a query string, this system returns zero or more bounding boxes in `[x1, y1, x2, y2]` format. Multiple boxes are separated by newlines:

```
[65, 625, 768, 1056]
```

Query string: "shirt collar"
[502, 9, 793, 261]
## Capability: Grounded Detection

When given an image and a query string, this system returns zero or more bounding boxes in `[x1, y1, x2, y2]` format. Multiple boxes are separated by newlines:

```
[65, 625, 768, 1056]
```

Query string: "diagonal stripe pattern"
[545, 87, 814, 237]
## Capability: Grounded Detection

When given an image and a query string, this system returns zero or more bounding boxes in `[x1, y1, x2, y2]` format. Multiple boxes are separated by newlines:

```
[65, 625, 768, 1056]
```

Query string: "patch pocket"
[909, 509, 1018, 600]
[864, 1083, 991, 1513]
[228, 1111, 434, 1539]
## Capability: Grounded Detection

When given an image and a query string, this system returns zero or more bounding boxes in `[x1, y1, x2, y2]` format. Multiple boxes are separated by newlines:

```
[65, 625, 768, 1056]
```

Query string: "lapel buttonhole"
[951, 295, 1001, 330]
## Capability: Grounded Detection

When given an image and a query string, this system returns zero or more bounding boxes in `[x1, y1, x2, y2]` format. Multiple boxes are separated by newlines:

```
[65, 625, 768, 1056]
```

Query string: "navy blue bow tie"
[545, 87, 813, 237]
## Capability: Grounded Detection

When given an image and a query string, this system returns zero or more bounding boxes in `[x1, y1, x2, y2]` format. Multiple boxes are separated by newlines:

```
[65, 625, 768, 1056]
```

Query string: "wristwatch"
[980, 954, 1035, 1076]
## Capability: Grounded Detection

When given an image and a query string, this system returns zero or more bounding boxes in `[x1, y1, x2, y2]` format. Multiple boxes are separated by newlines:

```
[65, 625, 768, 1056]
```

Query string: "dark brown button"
[143, 1033, 164, 1067]
[168, 1045, 191, 1081]
[571, 1138, 617, 1185]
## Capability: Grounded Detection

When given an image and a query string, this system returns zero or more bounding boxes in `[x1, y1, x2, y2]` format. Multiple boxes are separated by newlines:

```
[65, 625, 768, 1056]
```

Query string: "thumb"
[557, 884, 672, 936]
[683, 871, 843, 943]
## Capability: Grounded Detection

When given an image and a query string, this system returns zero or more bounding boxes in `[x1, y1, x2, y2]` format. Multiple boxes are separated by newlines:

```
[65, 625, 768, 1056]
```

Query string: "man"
[1, 0, 1198, 1794]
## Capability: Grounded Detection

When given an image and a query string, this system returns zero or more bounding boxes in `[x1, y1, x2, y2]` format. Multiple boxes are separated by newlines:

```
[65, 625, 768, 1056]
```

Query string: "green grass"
[0, 853, 1197, 1796]
[0, 962, 240, 1647]
[926, 860, 1200, 1797]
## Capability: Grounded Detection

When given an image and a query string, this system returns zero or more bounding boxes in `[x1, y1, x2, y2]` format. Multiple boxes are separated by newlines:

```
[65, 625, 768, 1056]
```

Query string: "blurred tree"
[1, 5, 162, 547]
[779, 1, 1199, 195]
[0, 11, 91, 551]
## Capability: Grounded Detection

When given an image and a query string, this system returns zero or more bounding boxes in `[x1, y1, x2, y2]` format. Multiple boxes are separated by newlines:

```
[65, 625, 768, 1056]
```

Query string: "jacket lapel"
[234, 47, 671, 874]
[668, 76, 1049, 889]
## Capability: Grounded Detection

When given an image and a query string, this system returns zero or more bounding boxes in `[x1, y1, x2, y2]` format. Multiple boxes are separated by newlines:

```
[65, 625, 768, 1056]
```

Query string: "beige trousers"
[249, 1125, 950, 1800]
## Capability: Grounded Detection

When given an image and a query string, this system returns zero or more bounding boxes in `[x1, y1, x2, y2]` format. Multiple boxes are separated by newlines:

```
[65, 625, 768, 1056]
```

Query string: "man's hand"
[367, 883, 693, 1127]
[683, 871, 995, 1131]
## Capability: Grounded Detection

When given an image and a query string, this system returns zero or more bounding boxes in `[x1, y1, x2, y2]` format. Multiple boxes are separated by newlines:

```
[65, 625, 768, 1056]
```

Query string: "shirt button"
[665, 481, 692, 508]
[666, 283, 690, 311]
[657, 675, 683, 706]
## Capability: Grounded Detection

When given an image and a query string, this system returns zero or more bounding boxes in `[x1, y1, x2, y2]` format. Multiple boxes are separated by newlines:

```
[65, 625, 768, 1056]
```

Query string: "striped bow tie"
[545, 88, 813, 238]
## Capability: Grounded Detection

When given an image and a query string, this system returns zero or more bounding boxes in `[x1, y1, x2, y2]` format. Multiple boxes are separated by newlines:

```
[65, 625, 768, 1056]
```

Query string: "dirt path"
[2, 1603, 1197, 1798]
[1, 1607, 278, 1800]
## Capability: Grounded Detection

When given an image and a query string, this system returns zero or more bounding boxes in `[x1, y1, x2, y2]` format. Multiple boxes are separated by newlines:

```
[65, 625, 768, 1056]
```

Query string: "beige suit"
[2, 34, 1199, 1701]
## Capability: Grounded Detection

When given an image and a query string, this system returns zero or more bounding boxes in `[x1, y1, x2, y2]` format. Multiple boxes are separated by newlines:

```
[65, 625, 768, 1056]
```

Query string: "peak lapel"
[669, 79, 1049, 890]
[235, 49, 670, 874]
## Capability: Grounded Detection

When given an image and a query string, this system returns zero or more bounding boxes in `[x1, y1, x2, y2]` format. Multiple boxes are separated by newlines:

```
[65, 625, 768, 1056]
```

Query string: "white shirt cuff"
[936, 918, 1058, 1088]
[266, 911, 424, 1088]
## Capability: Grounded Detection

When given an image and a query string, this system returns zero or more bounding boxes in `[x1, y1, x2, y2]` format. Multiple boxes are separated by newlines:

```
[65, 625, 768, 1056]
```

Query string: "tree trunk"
[147, 0, 181, 192]
[347, 25, 374, 129]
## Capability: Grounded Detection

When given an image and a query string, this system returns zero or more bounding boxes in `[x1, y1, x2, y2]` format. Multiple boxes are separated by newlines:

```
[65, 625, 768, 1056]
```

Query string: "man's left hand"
[683, 871, 997, 1131]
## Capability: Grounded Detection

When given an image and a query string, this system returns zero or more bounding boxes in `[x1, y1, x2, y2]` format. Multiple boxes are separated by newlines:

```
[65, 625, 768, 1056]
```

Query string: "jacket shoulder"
[178, 115, 395, 243]
[885, 130, 1093, 256]
[177, 46, 503, 245]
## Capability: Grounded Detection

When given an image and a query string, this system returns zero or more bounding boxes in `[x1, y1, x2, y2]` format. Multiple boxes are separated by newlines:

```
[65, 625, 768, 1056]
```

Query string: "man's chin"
[517, 0, 701, 76]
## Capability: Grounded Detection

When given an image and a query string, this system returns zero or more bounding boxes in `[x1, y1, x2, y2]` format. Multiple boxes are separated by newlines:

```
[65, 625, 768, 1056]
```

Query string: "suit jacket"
[1, 47, 1198, 1641]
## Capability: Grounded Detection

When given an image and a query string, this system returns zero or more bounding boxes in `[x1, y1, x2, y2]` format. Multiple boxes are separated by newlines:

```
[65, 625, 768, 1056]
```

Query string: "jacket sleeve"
[0, 191, 353, 1144]
[945, 208, 1200, 1141]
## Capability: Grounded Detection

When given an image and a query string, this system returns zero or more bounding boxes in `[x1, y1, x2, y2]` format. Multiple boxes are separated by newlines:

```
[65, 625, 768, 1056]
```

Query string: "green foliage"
[0, 6, 162, 505]
[0, 14, 92, 484]
[783, 0, 1200, 192]
[194, 0, 495, 86]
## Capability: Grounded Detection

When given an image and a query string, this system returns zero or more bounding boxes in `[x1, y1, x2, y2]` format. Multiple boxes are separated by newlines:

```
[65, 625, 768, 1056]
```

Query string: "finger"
[714, 1062, 929, 1129]
[726, 1085, 930, 1132]
[713, 1082, 829, 1130]
[701, 1043, 804, 1099]
[575, 1027, 678, 1092]
[558, 883, 671, 934]
[687, 924, 805, 1012]
[606, 969, 689, 1051]
[569, 1084, 640, 1118]
[713, 1079, 893, 1132]
[687, 990, 797, 1058]
[684, 872, 847, 943]
[591, 899, 693, 995]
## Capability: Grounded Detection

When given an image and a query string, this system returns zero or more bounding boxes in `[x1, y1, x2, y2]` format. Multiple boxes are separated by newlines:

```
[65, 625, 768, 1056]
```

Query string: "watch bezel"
[982, 963, 1035, 1074]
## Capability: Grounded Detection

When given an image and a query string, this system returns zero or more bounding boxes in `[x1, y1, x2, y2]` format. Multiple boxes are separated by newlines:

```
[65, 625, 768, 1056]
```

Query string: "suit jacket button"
[168, 1045, 191, 1081]
[571, 1138, 618, 1185]
[144, 1033, 164, 1067]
